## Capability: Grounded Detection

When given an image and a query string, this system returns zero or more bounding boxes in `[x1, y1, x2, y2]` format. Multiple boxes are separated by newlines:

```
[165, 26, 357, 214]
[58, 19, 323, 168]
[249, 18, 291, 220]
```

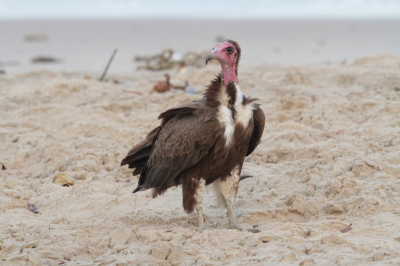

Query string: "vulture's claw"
[227, 224, 243, 231]
[239, 175, 253, 181]
[247, 225, 261, 233]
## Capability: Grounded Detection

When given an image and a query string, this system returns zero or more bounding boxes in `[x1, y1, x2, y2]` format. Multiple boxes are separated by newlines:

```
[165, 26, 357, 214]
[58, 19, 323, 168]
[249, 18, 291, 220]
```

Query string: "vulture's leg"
[183, 177, 206, 232]
[194, 179, 206, 232]
[214, 165, 242, 230]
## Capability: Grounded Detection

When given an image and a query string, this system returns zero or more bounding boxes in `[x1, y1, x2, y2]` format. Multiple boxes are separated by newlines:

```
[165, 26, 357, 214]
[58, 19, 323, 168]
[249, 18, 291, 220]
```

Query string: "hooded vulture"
[121, 40, 265, 232]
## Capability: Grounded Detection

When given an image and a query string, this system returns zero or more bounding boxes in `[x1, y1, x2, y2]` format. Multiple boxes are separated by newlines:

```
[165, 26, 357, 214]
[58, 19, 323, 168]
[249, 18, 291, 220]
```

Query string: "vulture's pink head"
[206, 40, 241, 86]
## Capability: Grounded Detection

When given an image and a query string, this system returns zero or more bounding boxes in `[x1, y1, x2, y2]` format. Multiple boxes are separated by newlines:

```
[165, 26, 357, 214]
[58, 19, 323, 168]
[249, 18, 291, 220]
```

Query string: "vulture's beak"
[205, 54, 213, 65]
[206, 46, 222, 65]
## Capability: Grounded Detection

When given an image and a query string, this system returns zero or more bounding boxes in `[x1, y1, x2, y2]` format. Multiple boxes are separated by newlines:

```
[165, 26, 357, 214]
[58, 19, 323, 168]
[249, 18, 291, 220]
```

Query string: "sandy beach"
[1, 19, 400, 265]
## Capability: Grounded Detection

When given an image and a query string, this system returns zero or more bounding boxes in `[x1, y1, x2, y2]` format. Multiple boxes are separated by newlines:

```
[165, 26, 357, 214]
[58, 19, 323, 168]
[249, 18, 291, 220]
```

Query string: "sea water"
[0, 0, 399, 20]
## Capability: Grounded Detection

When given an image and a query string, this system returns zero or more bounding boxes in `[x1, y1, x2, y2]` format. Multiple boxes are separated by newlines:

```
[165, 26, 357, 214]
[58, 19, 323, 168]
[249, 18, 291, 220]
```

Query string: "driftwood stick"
[99, 49, 117, 81]
[122, 89, 143, 96]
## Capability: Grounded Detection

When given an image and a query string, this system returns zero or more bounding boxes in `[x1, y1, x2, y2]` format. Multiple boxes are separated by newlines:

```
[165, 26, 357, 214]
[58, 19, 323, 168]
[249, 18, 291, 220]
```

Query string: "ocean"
[0, 0, 400, 20]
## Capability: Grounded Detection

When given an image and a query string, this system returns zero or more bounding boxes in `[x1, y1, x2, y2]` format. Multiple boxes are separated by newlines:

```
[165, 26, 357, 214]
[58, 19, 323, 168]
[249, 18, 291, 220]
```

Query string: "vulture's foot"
[246, 225, 261, 233]
[196, 226, 205, 233]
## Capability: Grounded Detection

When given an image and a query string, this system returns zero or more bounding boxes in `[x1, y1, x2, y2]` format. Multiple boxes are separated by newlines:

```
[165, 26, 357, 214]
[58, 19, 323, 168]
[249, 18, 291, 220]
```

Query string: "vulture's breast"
[217, 99, 255, 148]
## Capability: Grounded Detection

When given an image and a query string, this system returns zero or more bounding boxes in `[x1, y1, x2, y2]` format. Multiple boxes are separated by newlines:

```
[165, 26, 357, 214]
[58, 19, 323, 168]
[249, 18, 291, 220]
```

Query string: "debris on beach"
[75, 102, 87, 107]
[171, 80, 189, 91]
[31, 56, 62, 64]
[150, 74, 190, 94]
[136, 49, 174, 71]
[259, 235, 274, 243]
[123, 89, 143, 95]
[185, 84, 197, 94]
[248, 225, 261, 233]
[1, 163, 6, 170]
[136, 49, 208, 71]
[340, 223, 352, 233]
[27, 203, 39, 214]
[150, 73, 171, 94]
[181, 51, 209, 68]
[53, 173, 74, 187]
[0, 69, 5, 75]
[24, 34, 49, 42]
[99, 49, 117, 82]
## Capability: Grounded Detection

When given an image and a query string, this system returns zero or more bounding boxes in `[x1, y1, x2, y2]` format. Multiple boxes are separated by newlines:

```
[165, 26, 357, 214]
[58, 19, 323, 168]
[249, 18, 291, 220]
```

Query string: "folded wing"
[139, 114, 221, 191]
[246, 105, 265, 156]
[121, 101, 221, 192]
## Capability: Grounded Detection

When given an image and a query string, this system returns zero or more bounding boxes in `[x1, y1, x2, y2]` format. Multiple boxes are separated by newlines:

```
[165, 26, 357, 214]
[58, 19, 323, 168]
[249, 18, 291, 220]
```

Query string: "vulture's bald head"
[206, 40, 241, 67]
[206, 39, 241, 85]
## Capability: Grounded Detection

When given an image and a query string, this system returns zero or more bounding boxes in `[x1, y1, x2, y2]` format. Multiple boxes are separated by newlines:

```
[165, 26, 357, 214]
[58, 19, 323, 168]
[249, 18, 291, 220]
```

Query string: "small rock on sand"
[259, 235, 274, 243]
[325, 204, 346, 214]
[111, 227, 133, 246]
[167, 248, 185, 264]
[247, 237, 263, 249]
[28, 253, 42, 266]
[152, 242, 171, 260]
[4, 180, 17, 189]
[53, 173, 74, 187]
[27, 203, 39, 214]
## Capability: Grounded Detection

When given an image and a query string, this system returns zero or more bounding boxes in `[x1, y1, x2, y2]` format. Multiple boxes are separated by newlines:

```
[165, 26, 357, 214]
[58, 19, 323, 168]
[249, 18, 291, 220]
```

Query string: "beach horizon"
[1, 18, 399, 75]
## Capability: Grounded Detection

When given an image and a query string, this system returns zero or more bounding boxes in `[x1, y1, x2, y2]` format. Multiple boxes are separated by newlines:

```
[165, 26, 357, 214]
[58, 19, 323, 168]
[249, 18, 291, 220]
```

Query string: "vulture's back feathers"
[123, 99, 224, 193]
[142, 105, 222, 190]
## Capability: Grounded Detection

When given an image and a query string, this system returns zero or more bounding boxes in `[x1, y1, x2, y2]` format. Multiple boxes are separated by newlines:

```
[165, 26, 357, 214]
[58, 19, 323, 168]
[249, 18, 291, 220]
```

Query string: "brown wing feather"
[246, 105, 265, 156]
[120, 126, 162, 174]
[123, 100, 220, 192]
[121, 99, 208, 176]
[138, 114, 221, 191]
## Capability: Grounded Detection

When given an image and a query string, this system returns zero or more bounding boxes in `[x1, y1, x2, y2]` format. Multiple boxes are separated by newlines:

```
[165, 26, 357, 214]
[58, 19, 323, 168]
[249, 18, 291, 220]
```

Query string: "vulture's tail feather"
[133, 184, 149, 193]
[121, 145, 152, 166]
[121, 144, 153, 176]
[239, 175, 253, 181]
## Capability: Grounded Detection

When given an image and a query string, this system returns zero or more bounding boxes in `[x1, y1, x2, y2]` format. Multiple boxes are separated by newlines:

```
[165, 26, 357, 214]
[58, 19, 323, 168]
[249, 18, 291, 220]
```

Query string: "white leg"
[196, 207, 205, 232]
[194, 179, 206, 232]
[213, 165, 242, 230]
[226, 200, 242, 230]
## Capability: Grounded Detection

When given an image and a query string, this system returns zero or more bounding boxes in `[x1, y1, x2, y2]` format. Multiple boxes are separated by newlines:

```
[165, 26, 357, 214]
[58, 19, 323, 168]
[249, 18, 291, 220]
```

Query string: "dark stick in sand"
[99, 49, 117, 81]
[123, 89, 143, 96]
[340, 223, 352, 233]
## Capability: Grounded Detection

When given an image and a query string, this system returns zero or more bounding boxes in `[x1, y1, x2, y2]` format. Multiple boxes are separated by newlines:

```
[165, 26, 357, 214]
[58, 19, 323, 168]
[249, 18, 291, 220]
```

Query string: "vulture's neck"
[220, 61, 237, 87]
[204, 62, 243, 109]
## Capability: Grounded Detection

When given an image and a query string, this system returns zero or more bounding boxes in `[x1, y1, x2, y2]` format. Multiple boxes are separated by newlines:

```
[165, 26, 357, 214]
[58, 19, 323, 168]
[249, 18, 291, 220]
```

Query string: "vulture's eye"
[226, 47, 233, 54]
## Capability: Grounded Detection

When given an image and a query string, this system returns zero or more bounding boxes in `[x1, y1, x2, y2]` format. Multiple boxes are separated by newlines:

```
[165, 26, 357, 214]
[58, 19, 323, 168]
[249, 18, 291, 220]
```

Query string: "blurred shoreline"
[1, 19, 399, 75]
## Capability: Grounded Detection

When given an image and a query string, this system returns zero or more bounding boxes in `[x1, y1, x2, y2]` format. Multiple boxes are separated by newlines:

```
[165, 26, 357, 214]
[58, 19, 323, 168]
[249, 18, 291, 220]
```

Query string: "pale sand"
[1, 18, 400, 265]
[1, 53, 400, 265]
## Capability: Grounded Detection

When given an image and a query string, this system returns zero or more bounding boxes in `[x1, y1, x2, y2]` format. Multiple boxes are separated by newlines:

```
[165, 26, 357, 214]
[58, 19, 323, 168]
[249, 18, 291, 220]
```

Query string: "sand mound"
[1, 57, 400, 265]
[353, 54, 400, 68]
